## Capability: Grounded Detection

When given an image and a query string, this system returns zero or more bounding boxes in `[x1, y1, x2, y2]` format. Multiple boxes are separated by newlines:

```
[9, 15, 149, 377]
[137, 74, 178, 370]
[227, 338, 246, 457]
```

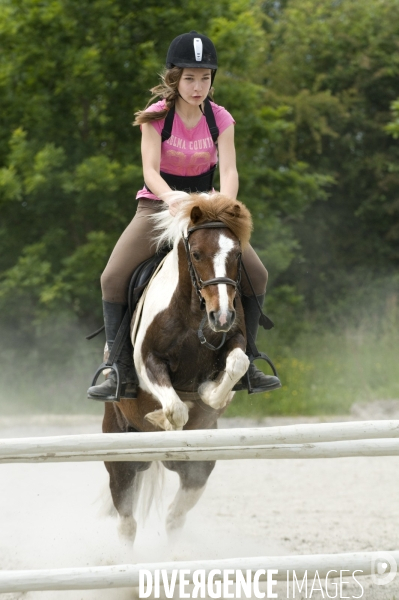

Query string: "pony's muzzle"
[208, 309, 236, 332]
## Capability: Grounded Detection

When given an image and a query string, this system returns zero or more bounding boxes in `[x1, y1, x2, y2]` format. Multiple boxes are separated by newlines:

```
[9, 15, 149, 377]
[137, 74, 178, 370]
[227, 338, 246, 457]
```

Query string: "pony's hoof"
[165, 400, 189, 430]
[166, 511, 186, 536]
[198, 382, 233, 410]
[145, 409, 174, 431]
[117, 516, 137, 544]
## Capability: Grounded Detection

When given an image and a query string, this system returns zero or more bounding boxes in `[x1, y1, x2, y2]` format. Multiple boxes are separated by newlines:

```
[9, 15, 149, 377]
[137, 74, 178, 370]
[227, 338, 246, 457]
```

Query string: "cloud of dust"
[2, 441, 276, 600]
[0, 316, 104, 416]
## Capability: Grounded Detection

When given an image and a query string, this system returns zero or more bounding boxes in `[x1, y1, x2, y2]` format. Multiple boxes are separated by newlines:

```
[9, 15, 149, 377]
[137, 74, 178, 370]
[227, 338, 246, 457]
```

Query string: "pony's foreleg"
[199, 345, 249, 410]
[105, 460, 149, 544]
[138, 352, 189, 430]
[163, 460, 216, 535]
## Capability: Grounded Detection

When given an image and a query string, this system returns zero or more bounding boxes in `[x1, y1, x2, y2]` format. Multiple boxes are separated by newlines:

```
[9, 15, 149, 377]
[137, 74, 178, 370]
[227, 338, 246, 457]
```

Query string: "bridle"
[182, 221, 242, 351]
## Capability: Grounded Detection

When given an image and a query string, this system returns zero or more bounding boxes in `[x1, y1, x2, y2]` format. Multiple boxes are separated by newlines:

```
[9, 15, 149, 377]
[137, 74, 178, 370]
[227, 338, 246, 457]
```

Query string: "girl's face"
[177, 68, 212, 106]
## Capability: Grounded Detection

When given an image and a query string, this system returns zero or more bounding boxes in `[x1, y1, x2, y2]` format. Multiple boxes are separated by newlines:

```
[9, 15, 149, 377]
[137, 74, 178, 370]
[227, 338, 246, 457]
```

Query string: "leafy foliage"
[0, 0, 326, 330]
[262, 0, 399, 310]
[3, 0, 398, 349]
[2, 0, 399, 416]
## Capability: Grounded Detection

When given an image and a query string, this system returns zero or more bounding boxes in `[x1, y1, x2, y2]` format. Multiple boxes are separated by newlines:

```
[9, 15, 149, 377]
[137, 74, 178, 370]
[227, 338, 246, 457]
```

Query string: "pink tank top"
[136, 99, 235, 201]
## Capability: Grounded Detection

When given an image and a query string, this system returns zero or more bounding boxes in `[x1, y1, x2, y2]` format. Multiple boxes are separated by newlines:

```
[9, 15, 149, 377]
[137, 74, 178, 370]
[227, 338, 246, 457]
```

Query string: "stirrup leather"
[89, 307, 132, 403]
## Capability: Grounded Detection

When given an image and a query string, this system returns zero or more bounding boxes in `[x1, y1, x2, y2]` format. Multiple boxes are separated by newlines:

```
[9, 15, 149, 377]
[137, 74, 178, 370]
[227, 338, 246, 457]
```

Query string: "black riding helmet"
[166, 31, 218, 83]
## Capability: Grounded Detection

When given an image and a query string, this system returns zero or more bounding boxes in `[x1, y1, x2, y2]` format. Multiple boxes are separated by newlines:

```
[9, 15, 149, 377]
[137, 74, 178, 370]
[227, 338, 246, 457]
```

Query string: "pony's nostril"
[209, 311, 216, 323]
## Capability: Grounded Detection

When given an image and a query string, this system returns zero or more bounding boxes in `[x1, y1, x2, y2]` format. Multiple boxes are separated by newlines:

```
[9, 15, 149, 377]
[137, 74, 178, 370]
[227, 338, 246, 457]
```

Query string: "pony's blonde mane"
[151, 191, 253, 249]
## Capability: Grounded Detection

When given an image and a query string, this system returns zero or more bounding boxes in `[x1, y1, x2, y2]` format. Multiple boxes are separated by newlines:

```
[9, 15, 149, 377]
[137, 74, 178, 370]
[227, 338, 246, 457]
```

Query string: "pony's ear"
[227, 204, 241, 218]
[191, 206, 203, 224]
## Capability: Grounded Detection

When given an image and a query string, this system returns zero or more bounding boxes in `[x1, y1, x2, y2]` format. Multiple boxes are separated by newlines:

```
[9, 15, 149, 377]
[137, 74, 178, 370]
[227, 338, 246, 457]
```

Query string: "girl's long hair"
[133, 67, 214, 126]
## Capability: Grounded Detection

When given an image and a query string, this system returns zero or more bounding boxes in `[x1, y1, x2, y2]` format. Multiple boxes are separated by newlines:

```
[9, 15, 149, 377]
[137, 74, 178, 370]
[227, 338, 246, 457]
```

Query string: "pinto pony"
[103, 192, 253, 541]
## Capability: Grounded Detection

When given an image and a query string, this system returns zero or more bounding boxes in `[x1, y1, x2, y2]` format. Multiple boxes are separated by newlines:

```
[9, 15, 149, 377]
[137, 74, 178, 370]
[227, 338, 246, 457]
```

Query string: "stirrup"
[89, 362, 122, 402]
[89, 362, 138, 402]
[245, 352, 280, 395]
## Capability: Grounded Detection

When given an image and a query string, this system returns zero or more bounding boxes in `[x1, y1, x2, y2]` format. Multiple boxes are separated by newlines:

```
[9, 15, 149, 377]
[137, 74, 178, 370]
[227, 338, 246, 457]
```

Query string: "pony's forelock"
[151, 192, 252, 249]
[151, 191, 209, 249]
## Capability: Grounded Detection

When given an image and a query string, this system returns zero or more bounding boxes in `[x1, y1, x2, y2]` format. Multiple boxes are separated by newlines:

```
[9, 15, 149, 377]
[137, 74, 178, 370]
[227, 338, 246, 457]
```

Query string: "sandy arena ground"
[1, 401, 399, 600]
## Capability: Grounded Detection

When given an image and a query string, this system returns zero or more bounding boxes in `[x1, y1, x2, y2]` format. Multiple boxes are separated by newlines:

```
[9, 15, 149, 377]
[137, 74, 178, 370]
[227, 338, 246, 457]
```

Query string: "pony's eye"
[192, 252, 200, 261]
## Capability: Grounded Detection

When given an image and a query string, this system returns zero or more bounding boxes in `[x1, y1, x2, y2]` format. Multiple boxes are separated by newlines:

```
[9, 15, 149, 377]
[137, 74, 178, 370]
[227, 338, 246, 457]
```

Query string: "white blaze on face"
[213, 233, 235, 325]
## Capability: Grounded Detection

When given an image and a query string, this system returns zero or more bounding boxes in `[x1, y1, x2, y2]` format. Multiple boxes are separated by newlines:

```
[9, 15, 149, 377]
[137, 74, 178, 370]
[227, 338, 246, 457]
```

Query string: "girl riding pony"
[87, 31, 281, 401]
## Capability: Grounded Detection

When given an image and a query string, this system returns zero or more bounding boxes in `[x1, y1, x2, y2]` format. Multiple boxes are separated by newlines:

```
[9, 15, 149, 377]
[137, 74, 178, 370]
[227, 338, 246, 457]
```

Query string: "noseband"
[182, 221, 242, 351]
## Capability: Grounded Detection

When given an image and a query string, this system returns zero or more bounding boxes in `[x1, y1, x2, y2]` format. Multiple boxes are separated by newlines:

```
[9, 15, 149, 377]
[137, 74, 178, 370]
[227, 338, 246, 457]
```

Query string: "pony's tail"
[133, 461, 165, 523]
[95, 462, 165, 524]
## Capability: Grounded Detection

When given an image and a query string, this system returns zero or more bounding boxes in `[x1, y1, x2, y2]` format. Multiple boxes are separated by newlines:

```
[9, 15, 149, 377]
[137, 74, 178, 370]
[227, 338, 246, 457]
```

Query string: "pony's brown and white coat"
[133, 192, 251, 431]
[103, 192, 253, 545]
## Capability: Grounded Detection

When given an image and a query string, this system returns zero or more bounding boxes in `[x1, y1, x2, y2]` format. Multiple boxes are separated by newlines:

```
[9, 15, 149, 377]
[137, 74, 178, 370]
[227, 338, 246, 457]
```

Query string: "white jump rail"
[1, 420, 399, 463]
[1, 551, 398, 592]
[2, 422, 399, 594]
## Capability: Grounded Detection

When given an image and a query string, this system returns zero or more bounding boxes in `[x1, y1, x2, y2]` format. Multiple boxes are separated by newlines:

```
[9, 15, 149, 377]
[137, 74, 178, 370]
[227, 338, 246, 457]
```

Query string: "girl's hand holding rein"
[162, 194, 183, 216]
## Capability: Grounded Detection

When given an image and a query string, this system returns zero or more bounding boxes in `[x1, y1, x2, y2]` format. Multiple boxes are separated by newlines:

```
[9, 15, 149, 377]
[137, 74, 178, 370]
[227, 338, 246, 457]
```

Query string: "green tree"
[386, 99, 399, 138]
[261, 0, 399, 312]
[0, 0, 328, 332]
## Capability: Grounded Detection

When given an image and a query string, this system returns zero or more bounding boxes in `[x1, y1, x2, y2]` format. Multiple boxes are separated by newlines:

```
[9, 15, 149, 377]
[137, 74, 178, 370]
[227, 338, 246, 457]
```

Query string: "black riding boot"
[234, 294, 281, 394]
[87, 301, 138, 401]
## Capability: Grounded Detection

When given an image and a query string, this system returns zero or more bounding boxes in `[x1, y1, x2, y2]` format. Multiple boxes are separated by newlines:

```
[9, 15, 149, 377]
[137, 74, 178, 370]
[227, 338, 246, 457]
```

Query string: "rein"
[182, 221, 242, 352]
